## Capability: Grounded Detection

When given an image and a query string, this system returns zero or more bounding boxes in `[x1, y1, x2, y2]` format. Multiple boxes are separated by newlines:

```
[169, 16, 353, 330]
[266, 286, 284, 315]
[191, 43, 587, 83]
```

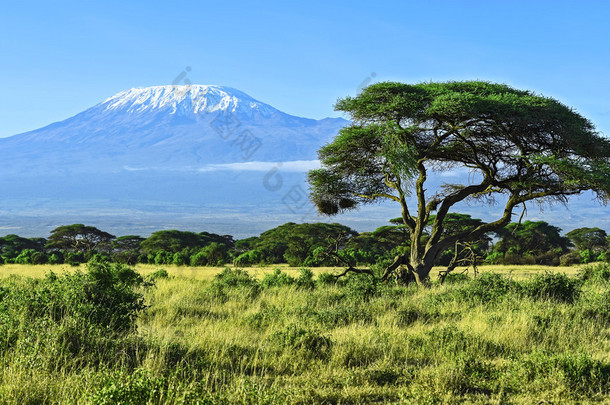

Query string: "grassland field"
[0, 263, 582, 281]
[1, 262, 609, 404]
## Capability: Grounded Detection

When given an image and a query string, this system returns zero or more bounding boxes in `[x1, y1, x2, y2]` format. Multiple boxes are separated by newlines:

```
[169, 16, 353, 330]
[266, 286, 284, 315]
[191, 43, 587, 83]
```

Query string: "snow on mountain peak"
[101, 85, 277, 116]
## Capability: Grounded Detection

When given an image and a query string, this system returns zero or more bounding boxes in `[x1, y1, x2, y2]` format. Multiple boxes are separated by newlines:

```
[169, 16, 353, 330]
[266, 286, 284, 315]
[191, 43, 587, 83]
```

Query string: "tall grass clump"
[522, 271, 580, 303]
[0, 262, 149, 379]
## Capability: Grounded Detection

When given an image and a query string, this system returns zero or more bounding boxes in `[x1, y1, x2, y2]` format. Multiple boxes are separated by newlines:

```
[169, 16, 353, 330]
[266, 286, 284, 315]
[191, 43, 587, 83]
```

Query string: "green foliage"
[261, 269, 295, 288]
[493, 221, 570, 260]
[200, 242, 229, 266]
[46, 224, 115, 253]
[342, 272, 379, 301]
[579, 262, 610, 284]
[454, 273, 517, 303]
[269, 323, 333, 359]
[567, 227, 608, 252]
[316, 272, 338, 286]
[246, 222, 358, 266]
[443, 272, 470, 284]
[147, 268, 169, 281]
[522, 272, 580, 303]
[233, 248, 264, 267]
[309, 80, 610, 283]
[560, 251, 582, 266]
[212, 268, 258, 288]
[295, 268, 315, 290]
[4, 265, 610, 403]
[580, 248, 592, 264]
[0, 234, 46, 260]
[90, 369, 166, 405]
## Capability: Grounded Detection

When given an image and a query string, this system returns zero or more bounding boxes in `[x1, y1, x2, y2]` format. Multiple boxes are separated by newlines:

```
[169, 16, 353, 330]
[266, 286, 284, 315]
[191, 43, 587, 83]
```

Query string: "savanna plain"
[1, 262, 610, 404]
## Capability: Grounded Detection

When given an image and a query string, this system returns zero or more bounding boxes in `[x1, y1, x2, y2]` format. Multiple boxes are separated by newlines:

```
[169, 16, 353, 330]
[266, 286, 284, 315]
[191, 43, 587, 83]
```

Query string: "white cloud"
[197, 160, 321, 172]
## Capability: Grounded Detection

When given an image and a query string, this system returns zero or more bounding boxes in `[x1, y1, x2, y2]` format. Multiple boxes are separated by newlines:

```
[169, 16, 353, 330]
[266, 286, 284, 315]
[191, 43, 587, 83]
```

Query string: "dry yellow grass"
[0, 262, 584, 280]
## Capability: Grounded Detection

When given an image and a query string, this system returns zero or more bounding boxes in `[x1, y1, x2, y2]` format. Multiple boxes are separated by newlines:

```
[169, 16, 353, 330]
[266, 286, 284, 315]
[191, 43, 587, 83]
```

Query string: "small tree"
[309, 81, 610, 285]
[46, 224, 115, 254]
[566, 227, 608, 252]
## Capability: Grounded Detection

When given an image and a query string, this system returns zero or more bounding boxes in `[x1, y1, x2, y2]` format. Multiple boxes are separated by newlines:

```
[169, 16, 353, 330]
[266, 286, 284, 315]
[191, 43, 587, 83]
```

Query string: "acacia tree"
[46, 224, 115, 255]
[308, 81, 610, 285]
[566, 227, 608, 252]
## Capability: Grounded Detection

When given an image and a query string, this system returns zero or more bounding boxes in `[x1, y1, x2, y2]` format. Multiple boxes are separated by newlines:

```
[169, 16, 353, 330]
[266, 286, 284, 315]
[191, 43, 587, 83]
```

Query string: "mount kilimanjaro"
[0, 85, 347, 174]
[0, 85, 367, 237]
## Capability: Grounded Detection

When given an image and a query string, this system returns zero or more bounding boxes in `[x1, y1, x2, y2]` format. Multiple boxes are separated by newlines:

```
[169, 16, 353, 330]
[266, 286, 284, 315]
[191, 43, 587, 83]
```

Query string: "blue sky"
[1, 0, 610, 139]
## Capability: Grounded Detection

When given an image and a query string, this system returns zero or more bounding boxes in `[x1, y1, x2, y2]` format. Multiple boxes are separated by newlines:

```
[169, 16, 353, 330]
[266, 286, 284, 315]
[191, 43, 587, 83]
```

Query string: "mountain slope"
[0, 85, 348, 175]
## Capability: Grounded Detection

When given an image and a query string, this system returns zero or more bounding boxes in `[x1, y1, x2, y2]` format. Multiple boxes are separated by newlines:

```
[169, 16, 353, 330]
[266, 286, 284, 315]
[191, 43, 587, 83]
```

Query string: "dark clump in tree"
[309, 81, 610, 285]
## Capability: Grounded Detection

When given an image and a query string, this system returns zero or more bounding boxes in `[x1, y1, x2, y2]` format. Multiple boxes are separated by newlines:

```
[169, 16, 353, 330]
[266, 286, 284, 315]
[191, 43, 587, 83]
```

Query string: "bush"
[443, 272, 470, 284]
[261, 269, 295, 288]
[317, 272, 338, 286]
[522, 272, 580, 303]
[189, 250, 207, 266]
[172, 251, 189, 266]
[48, 252, 64, 264]
[560, 251, 582, 266]
[579, 262, 610, 284]
[295, 268, 315, 290]
[212, 268, 258, 288]
[0, 262, 149, 363]
[534, 251, 560, 266]
[233, 249, 264, 267]
[343, 272, 378, 301]
[455, 272, 516, 303]
[147, 269, 169, 281]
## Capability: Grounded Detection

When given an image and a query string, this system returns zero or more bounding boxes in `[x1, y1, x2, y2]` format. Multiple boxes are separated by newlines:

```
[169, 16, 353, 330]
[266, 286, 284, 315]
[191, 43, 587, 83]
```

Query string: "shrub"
[201, 243, 229, 266]
[189, 250, 207, 266]
[61, 252, 78, 264]
[147, 269, 169, 281]
[455, 272, 516, 303]
[0, 262, 149, 363]
[343, 272, 378, 301]
[522, 272, 580, 303]
[212, 268, 258, 288]
[172, 251, 189, 266]
[48, 252, 63, 264]
[534, 251, 560, 266]
[485, 251, 503, 265]
[580, 249, 593, 264]
[579, 262, 610, 284]
[233, 249, 264, 267]
[261, 269, 295, 288]
[443, 272, 470, 284]
[295, 268, 315, 290]
[317, 272, 338, 286]
[560, 251, 582, 266]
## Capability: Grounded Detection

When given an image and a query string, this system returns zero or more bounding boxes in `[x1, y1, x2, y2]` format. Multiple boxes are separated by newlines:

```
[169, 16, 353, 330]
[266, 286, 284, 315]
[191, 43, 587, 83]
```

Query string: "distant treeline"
[1, 216, 608, 267]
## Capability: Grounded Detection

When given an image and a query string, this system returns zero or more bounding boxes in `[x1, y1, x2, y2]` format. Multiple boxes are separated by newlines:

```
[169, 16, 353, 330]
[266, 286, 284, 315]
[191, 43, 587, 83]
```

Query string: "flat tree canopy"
[308, 81, 610, 285]
[46, 224, 115, 253]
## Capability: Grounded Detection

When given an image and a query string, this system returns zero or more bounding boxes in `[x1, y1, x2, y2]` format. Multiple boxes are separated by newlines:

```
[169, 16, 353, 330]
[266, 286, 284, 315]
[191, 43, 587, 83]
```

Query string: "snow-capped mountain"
[0, 85, 347, 175]
[103, 85, 278, 117]
[0, 85, 357, 237]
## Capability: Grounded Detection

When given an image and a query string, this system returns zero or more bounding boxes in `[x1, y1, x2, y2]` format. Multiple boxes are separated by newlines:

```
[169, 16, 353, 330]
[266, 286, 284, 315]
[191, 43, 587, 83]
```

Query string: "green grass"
[0, 263, 609, 403]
